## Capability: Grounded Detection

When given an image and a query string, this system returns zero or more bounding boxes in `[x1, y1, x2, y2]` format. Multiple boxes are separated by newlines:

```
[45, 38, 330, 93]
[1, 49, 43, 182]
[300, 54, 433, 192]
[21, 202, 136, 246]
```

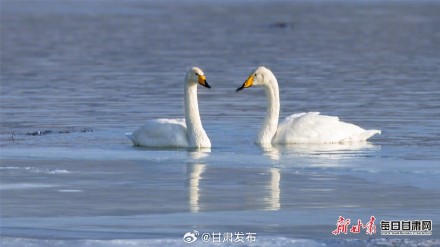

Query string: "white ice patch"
[47, 169, 70, 174]
[0, 183, 56, 190]
[57, 189, 83, 193]
[0, 166, 70, 174]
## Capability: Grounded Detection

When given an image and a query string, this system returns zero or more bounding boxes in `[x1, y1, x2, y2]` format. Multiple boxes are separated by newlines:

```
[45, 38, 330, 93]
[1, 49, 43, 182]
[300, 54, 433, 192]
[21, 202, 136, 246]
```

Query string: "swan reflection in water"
[266, 168, 281, 211]
[186, 149, 210, 213]
[185, 148, 283, 212]
[259, 142, 380, 211]
[261, 142, 380, 162]
[186, 163, 206, 213]
[184, 143, 378, 213]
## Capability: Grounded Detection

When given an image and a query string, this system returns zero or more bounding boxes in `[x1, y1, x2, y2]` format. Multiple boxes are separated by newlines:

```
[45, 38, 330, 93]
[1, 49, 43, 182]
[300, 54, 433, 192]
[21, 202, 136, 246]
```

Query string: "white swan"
[236, 66, 381, 145]
[126, 67, 211, 148]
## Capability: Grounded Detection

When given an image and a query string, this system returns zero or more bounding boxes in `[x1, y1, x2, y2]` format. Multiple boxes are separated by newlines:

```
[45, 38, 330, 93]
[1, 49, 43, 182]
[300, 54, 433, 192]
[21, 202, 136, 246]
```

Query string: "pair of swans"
[126, 66, 380, 148]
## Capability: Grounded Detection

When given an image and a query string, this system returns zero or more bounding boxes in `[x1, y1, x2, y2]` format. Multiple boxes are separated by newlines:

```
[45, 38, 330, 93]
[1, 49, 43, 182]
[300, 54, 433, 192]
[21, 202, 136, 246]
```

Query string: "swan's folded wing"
[128, 118, 189, 147]
[274, 112, 379, 144]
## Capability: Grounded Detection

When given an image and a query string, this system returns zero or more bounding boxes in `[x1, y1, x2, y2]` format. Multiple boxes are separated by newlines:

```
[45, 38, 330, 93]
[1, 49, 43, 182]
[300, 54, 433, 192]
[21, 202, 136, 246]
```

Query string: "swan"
[236, 66, 381, 145]
[126, 67, 211, 148]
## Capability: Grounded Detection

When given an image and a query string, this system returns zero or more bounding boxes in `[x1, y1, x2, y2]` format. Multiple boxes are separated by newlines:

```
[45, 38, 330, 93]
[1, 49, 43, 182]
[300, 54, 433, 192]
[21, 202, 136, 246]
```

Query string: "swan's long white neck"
[257, 74, 280, 144]
[184, 83, 210, 148]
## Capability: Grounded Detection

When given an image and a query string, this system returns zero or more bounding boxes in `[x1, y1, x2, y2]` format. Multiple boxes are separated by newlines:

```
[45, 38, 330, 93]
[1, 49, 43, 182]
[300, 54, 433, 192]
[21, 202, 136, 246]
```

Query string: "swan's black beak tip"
[203, 81, 211, 89]
[236, 86, 244, 92]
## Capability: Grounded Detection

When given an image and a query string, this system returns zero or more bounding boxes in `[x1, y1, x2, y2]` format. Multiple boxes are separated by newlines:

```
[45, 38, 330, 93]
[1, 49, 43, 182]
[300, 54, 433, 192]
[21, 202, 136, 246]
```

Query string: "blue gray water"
[1, 0, 440, 246]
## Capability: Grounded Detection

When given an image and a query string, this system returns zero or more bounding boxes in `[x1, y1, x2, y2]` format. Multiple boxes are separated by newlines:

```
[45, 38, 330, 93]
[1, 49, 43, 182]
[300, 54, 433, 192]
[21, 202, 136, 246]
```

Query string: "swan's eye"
[195, 73, 199, 76]
[254, 73, 257, 77]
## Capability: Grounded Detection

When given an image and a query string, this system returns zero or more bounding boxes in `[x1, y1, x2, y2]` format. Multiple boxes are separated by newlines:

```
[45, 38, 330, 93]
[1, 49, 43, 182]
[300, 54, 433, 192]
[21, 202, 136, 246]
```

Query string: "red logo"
[332, 216, 376, 235]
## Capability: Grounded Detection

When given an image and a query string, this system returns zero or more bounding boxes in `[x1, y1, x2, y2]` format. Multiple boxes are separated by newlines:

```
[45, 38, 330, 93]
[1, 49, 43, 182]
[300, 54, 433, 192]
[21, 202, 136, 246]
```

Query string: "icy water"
[1, 0, 440, 246]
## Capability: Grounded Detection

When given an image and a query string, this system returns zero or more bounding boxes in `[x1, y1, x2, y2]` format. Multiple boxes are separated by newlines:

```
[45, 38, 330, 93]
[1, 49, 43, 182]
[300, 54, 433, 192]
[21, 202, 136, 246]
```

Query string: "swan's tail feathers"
[340, 129, 381, 143]
[360, 129, 381, 141]
[125, 132, 137, 145]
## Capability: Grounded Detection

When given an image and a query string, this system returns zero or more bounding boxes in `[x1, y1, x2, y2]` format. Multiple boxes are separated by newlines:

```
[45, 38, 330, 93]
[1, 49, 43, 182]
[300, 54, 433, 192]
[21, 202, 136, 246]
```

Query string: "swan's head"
[186, 67, 211, 89]
[236, 66, 273, 92]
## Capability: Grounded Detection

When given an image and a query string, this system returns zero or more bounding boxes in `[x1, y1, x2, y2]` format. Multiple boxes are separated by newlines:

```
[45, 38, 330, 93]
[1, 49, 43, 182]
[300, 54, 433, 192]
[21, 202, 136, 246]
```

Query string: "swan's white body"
[237, 66, 381, 144]
[273, 112, 380, 144]
[126, 67, 211, 148]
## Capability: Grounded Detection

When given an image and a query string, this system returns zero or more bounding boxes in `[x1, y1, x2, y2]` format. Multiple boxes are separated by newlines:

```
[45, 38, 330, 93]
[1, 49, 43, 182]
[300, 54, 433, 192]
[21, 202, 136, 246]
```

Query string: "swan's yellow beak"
[236, 74, 254, 92]
[198, 75, 211, 88]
